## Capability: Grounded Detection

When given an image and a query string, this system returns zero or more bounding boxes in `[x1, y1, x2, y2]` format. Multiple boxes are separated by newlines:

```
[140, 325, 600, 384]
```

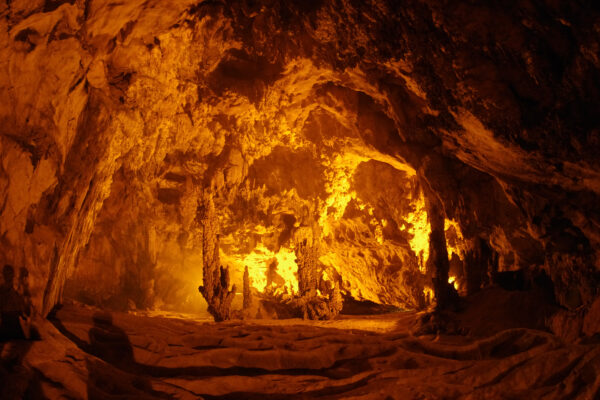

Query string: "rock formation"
[295, 227, 319, 299]
[242, 265, 252, 316]
[0, 0, 598, 338]
[197, 194, 236, 321]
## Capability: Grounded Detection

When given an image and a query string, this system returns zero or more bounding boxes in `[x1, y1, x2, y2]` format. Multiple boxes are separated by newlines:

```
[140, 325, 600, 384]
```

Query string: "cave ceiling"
[0, 0, 599, 316]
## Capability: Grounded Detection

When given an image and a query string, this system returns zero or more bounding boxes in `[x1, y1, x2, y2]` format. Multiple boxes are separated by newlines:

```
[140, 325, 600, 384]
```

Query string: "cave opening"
[1, 1, 600, 398]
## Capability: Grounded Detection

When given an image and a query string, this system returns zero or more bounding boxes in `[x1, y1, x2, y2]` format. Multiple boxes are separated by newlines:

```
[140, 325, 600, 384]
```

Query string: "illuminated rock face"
[0, 1, 599, 328]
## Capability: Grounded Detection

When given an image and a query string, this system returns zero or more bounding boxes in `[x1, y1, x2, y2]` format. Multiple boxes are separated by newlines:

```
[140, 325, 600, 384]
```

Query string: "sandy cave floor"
[1, 302, 600, 399]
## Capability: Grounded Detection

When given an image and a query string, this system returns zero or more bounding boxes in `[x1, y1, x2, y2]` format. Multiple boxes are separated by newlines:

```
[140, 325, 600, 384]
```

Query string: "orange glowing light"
[319, 152, 368, 236]
[222, 244, 299, 294]
[448, 275, 458, 290]
[444, 218, 465, 260]
[406, 193, 431, 272]
[374, 225, 384, 244]
[423, 287, 434, 303]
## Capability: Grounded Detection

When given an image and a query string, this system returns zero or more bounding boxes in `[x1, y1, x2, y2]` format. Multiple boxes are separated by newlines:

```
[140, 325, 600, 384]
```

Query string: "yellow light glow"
[448, 275, 458, 290]
[318, 152, 369, 237]
[272, 247, 299, 294]
[224, 243, 299, 294]
[423, 287, 434, 303]
[444, 218, 465, 260]
[405, 193, 431, 272]
[374, 225, 384, 244]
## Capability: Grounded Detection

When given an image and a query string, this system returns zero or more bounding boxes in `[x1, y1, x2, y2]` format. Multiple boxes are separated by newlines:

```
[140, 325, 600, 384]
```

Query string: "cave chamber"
[1, 1, 600, 398]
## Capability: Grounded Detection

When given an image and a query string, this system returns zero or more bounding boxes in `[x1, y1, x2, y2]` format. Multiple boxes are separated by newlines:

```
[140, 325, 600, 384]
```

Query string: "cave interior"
[1, 0, 600, 399]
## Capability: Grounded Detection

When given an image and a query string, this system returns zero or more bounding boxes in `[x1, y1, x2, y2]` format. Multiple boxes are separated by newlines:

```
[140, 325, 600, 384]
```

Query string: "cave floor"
[2, 303, 600, 400]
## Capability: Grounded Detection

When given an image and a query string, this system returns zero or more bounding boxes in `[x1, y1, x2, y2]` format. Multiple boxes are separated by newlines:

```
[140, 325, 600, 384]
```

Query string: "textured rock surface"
[2, 302, 597, 399]
[198, 194, 236, 321]
[0, 0, 598, 334]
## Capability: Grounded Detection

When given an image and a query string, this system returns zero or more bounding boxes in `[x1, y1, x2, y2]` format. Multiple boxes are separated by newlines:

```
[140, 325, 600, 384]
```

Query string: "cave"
[1, 0, 600, 398]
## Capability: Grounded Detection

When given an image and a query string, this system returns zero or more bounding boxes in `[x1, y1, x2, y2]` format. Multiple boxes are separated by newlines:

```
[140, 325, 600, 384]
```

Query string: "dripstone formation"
[198, 195, 236, 321]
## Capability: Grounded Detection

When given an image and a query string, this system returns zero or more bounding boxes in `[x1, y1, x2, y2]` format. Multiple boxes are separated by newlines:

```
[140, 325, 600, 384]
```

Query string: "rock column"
[197, 195, 236, 322]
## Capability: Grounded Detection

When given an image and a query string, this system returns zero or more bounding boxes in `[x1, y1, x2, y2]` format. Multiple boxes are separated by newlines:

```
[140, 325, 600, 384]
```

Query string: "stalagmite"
[242, 265, 253, 317]
[296, 239, 318, 298]
[197, 195, 236, 321]
[421, 180, 456, 311]
[328, 281, 344, 318]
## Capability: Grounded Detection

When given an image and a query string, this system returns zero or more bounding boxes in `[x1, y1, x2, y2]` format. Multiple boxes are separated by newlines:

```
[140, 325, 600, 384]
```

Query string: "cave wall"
[0, 0, 599, 329]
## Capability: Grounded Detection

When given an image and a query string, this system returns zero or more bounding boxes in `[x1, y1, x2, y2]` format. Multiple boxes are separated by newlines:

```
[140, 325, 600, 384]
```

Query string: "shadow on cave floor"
[48, 307, 171, 399]
[36, 302, 600, 399]
[407, 286, 560, 339]
[0, 339, 38, 399]
[49, 305, 388, 379]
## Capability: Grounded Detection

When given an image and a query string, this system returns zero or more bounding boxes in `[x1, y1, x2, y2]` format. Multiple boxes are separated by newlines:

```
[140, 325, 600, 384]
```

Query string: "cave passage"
[1, 0, 600, 398]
